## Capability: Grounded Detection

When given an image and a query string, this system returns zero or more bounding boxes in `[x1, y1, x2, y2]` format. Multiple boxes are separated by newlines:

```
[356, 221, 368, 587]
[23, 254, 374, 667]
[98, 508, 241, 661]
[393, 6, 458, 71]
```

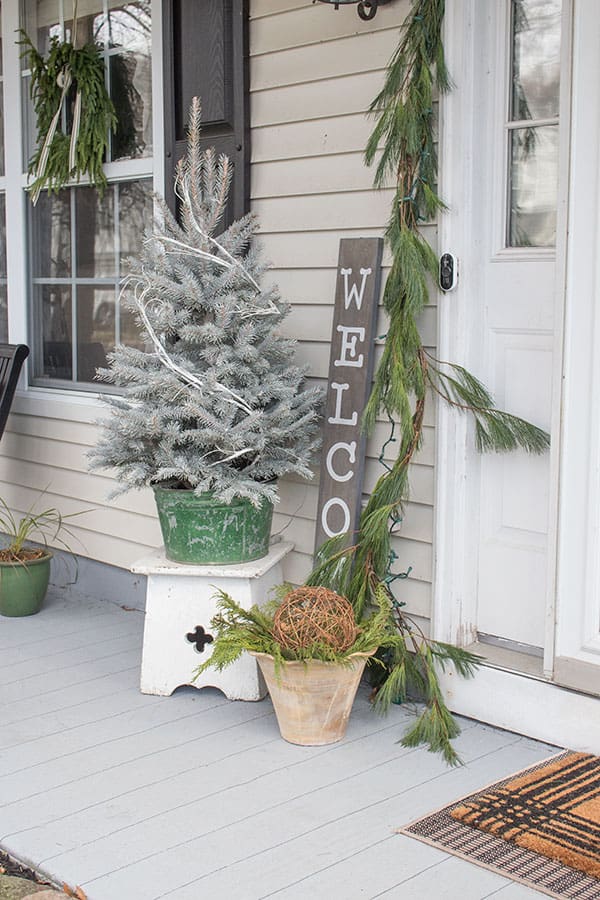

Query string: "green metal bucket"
[0, 553, 52, 617]
[153, 487, 273, 565]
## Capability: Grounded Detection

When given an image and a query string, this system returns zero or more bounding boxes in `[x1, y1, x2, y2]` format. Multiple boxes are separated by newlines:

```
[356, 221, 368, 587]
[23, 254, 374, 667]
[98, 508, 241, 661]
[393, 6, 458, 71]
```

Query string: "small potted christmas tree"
[91, 99, 322, 564]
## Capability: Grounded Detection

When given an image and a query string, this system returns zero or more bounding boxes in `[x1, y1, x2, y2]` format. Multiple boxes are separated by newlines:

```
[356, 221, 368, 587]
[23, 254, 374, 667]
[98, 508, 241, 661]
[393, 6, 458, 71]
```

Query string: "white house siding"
[0, 398, 162, 570]
[0, 0, 437, 626]
[250, 0, 437, 626]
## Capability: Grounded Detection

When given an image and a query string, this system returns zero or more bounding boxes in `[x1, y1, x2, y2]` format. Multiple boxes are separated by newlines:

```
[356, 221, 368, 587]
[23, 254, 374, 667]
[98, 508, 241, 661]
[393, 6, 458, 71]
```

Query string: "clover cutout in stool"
[186, 625, 214, 653]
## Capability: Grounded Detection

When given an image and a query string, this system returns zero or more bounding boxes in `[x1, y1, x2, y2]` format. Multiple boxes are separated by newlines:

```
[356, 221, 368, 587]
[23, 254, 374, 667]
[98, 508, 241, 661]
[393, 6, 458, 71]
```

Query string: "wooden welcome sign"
[314, 237, 383, 555]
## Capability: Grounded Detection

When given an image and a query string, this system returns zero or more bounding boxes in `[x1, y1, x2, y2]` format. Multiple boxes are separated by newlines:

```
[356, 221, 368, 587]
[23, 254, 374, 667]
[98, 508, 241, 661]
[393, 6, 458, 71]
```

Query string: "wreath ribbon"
[31, 0, 82, 205]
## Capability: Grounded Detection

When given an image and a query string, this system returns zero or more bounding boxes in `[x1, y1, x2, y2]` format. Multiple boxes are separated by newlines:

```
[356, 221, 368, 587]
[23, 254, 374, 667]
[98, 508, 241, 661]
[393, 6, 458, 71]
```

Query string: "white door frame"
[554, 0, 600, 688]
[433, 0, 485, 653]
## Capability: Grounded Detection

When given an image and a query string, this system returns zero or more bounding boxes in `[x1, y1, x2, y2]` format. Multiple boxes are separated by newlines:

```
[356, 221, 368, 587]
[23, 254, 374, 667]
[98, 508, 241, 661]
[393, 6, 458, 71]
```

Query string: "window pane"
[104, 2, 152, 52]
[119, 303, 144, 350]
[509, 125, 558, 247]
[119, 179, 152, 265]
[38, 285, 72, 380]
[0, 88, 5, 177]
[21, 73, 37, 168]
[0, 287, 7, 343]
[76, 185, 115, 277]
[0, 194, 6, 280]
[77, 286, 113, 383]
[512, 0, 561, 121]
[31, 190, 71, 277]
[110, 52, 152, 159]
[0, 193, 6, 343]
[21, 1, 61, 65]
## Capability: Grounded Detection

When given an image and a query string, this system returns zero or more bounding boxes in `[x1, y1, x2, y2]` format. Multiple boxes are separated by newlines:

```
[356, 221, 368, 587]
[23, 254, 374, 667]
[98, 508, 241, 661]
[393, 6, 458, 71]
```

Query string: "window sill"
[13, 387, 106, 424]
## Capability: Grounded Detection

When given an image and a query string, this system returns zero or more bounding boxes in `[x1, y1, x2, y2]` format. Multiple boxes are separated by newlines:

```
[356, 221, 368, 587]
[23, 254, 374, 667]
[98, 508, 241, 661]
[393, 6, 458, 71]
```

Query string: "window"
[21, 0, 153, 389]
[30, 181, 151, 383]
[0, 1, 6, 342]
[507, 0, 561, 248]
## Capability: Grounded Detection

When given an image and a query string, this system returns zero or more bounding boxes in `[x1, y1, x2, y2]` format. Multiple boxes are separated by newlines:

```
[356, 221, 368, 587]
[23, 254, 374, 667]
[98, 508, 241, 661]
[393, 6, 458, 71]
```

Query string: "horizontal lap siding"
[250, 0, 437, 619]
[0, 414, 161, 571]
[0, 0, 437, 625]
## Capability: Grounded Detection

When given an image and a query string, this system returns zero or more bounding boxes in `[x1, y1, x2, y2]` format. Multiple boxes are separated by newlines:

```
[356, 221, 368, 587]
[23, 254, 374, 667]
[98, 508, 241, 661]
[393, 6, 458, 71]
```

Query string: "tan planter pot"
[251, 650, 375, 746]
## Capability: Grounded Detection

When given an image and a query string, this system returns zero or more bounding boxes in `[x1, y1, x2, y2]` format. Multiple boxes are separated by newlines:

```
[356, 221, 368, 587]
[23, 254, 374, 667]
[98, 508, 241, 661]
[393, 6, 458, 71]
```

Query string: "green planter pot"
[153, 487, 274, 565]
[0, 553, 52, 617]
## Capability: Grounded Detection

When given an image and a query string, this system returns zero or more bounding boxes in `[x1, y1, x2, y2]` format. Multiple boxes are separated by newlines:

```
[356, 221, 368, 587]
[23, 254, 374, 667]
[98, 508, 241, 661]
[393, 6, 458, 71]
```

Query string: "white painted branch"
[128, 281, 255, 417]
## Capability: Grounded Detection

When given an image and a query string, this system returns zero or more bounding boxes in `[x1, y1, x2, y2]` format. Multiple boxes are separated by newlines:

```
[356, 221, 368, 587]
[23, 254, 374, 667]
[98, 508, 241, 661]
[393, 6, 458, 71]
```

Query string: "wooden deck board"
[0, 589, 560, 899]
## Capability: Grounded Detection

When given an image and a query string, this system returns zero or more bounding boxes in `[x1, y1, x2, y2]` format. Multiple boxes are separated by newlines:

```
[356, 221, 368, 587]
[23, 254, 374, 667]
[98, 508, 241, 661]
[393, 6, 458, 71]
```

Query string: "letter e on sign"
[315, 238, 383, 556]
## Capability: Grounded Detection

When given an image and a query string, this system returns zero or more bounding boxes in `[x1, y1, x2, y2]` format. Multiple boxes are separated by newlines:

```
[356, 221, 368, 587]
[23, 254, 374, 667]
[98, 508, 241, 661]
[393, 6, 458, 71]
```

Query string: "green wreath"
[19, 16, 117, 205]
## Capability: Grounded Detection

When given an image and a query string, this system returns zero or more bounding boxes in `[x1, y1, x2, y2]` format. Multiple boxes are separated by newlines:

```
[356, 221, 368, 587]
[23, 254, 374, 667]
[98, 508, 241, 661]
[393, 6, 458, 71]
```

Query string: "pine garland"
[309, 0, 550, 765]
[19, 29, 117, 203]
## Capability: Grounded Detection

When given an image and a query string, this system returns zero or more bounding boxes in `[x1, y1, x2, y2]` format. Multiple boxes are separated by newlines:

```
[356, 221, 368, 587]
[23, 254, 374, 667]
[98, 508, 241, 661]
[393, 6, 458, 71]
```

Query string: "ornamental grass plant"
[0, 493, 82, 563]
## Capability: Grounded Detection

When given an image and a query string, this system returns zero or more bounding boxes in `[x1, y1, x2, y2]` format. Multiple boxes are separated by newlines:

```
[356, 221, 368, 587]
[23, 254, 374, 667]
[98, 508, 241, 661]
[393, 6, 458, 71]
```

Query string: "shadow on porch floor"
[0, 587, 560, 899]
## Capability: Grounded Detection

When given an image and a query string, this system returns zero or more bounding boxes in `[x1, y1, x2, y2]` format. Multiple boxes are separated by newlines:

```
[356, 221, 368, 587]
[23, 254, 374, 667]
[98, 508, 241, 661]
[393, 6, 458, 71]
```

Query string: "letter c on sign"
[326, 441, 356, 483]
[321, 498, 351, 538]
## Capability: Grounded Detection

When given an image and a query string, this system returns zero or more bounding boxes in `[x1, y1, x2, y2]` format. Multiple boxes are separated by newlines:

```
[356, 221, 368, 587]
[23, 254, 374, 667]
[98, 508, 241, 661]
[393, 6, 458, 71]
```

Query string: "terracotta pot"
[251, 649, 375, 746]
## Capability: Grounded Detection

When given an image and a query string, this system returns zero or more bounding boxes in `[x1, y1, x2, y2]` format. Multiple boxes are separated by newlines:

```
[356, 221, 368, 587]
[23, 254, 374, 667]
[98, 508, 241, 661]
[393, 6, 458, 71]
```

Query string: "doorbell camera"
[439, 253, 458, 292]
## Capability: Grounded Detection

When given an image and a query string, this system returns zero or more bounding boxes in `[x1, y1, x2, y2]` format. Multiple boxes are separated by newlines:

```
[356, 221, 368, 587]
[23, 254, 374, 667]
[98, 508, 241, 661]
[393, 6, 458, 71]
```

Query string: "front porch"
[0, 589, 558, 899]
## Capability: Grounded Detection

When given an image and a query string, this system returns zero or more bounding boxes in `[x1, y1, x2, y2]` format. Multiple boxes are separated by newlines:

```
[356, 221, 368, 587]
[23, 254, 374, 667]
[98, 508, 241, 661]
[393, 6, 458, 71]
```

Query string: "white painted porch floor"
[0, 588, 563, 900]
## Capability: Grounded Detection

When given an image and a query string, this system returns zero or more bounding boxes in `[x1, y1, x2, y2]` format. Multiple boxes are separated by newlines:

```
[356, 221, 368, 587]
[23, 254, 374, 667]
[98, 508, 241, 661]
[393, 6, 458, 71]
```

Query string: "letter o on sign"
[321, 497, 351, 539]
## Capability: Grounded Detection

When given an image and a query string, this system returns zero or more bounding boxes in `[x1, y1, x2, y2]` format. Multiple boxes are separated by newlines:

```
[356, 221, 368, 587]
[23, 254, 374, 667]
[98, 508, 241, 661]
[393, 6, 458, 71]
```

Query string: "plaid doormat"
[398, 752, 600, 899]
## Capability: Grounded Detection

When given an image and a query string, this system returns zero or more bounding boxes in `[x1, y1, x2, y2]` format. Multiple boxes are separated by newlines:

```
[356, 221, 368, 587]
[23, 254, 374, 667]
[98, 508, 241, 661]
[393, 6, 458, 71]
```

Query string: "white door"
[441, 0, 565, 656]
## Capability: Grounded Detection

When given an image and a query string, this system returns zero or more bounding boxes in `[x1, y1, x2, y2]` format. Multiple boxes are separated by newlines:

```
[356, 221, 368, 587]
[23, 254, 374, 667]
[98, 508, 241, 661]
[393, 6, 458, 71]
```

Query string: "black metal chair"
[0, 344, 29, 440]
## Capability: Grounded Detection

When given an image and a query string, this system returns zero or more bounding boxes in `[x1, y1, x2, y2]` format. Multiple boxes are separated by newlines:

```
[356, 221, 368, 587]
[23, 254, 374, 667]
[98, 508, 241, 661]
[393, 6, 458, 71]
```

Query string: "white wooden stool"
[132, 542, 293, 701]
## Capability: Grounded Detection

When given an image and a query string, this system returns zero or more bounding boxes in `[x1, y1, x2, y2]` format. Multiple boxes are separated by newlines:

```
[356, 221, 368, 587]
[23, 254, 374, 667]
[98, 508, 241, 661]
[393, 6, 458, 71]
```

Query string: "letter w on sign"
[314, 238, 383, 557]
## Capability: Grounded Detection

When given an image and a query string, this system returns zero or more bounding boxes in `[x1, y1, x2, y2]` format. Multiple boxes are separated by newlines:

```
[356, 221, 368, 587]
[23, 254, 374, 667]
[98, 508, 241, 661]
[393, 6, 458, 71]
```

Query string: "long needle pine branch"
[310, 0, 549, 764]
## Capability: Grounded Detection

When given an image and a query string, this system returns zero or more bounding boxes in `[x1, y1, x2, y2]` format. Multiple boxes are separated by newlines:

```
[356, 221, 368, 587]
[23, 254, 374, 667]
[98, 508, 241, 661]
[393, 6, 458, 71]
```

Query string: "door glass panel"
[507, 0, 561, 248]
[512, 0, 561, 120]
[509, 125, 559, 248]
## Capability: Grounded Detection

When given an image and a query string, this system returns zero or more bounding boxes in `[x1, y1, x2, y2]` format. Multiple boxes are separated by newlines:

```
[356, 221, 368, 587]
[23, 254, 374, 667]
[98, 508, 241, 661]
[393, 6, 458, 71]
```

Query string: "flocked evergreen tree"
[90, 99, 322, 504]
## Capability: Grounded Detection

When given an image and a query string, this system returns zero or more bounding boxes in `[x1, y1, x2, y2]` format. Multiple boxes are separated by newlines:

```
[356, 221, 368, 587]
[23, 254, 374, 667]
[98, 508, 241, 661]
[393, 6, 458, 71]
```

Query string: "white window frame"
[2, 0, 163, 423]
